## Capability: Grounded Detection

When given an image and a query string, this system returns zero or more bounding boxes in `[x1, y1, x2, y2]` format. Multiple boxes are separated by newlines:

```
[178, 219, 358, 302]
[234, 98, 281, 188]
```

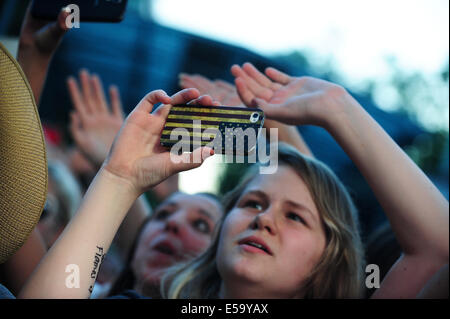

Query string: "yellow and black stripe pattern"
[160, 105, 264, 154]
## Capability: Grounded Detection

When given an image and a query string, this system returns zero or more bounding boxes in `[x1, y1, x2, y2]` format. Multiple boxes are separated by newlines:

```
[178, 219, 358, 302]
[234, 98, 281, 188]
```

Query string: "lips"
[152, 240, 177, 257]
[238, 236, 273, 255]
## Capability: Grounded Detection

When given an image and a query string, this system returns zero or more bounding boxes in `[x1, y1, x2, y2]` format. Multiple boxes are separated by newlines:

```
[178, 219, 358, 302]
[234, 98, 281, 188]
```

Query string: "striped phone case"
[160, 105, 265, 155]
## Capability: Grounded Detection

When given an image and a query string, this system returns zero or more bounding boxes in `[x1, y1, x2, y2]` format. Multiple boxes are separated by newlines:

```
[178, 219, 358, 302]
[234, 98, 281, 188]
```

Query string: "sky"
[150, 0, 449, 194]
[152, 0, 448, 83]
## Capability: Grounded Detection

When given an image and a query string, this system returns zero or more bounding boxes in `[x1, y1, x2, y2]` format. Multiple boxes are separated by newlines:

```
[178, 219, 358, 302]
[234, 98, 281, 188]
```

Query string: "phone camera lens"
[250, 112, 259, 123]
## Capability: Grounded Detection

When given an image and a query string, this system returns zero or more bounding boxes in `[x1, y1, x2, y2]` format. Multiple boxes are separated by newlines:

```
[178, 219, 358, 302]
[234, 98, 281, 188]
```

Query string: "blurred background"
[0, 0, 448, 242]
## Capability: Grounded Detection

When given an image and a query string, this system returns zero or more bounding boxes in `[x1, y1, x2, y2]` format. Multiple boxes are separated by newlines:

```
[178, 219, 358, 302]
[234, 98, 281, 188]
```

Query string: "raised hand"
[68, 70, 124, 167]
[231, 62, 350, 128]
[17, 4, 71, 103]
[103, 89, 216, 197]
[179, 73, 242, 106]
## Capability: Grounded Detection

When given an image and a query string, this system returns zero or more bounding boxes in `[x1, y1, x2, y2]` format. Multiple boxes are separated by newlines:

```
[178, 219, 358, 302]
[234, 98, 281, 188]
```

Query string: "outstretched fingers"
[79, 70, 96, 114]
[265, 67, 291, 85]
[90, 74, 109, 114]
[67, 77, 89, 122]
[234, 77, 255, 107]
[242, 62, 273, 88]
[179, 74, 213, 95]
[231, 64, 273, 101]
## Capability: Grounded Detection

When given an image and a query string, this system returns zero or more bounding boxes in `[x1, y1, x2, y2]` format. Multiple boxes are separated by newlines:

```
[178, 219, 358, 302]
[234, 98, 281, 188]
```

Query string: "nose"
[250, 207, 277, 235]
[164, 212, 185, 235]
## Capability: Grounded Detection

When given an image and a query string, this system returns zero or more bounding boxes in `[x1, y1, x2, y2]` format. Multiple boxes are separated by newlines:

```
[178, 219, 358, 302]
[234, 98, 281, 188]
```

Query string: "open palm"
[68, 70, 124, 166]
[231, 63, 348, 126]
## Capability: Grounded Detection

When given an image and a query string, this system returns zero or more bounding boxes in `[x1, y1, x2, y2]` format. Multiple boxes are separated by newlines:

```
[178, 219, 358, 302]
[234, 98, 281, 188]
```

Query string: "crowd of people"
[0, 3, 448, 299]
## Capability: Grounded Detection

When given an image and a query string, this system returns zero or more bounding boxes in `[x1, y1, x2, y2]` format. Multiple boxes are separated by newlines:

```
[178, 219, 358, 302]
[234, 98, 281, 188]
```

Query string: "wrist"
[97, 166, 141, 203]
[321, 87, 363, 133]
[17, 43, 51, 63]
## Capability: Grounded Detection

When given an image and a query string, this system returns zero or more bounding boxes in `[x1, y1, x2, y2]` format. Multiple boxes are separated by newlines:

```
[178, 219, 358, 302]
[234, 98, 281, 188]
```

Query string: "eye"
[287, 212, 306, 224]
[154, 209, 170, 220]
[192, 218, 211, 234]
[243, 200, 263, 211]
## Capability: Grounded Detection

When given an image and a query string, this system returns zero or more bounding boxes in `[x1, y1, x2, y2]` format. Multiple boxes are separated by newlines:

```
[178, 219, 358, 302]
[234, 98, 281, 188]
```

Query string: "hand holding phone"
[31, 0, 128, 22]
[160, 105, 265, 156]
[17, 3, 71, 103]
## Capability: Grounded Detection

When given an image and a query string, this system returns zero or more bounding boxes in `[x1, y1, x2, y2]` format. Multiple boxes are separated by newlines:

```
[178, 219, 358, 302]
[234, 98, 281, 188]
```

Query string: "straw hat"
[0, 41, 48, 263]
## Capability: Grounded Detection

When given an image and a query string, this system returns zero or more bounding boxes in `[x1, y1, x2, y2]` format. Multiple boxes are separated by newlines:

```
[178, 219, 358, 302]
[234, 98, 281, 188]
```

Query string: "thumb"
[168, 147, 214, 174]
[252, 97, 274, 114]
[34, 7, 70, 53]
[252, 98, 292, 124]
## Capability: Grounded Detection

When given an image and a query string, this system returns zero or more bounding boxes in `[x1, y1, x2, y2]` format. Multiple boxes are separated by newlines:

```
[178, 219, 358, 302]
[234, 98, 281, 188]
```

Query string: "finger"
[179, 78, 205, 94]
[67, 77, 88, 121]
[210, 80, 233, 102]
[153, 103, 173, 134]
[179, 74, 196, 88]
[137, 90, 171, 113]
[214, 80, 238, 101]
[153, 102, 172, 118]
[190, 75, 215, 93]
[79, 69, 96, 114]
[231, 64, 273, 100]
[234, 77, 255, 107]
[252, 98, 292, 123]
[187, 95, 215, 106]
[170, 88, 200, 105]
[169, 147, 215, 174]
[91, 74, 109, 113]
[242, 62, 273, 88]
[179, 74, 212, 94]
[69, 112, 83, 144]
[265, 67, 292, 85]
[34, 7, 70, 53]
[214, 79, 242, 106]
[22, 3, 47, 31]
[69, 111, 81, 129]
[109, 85, 124, 119]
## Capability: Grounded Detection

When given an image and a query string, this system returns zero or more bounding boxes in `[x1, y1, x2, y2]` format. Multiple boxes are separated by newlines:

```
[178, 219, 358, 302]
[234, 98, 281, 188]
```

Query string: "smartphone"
[160, 105, 265, 156]
[31, 0, 128, 22]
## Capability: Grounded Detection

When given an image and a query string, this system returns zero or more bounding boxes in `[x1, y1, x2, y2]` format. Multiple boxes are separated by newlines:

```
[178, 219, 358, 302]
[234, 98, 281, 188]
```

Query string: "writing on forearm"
[91, 246, 105, 279]
[88, 246, 105, 294]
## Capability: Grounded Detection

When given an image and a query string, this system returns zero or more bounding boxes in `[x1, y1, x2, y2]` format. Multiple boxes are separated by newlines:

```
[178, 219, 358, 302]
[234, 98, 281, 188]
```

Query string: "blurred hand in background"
[68, 70, 124, 168]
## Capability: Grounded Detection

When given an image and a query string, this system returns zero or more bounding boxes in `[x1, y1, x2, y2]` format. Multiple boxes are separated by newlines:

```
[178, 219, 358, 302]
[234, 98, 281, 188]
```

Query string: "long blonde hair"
[162, 143, 365, 298]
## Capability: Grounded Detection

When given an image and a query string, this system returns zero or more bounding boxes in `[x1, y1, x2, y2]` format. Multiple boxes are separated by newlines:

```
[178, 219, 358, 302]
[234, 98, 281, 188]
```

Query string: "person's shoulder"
[107, 289, 150, 299]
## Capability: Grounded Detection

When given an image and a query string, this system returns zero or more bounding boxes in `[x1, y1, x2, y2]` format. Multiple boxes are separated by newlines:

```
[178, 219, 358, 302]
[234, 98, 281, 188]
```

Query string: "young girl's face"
[217, 166, 327, 298]
[131, 193, 222, 285]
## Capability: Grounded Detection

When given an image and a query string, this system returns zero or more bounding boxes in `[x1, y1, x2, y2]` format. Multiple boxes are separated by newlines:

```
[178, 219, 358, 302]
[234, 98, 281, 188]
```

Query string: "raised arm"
[251, 72, 449, 298]
[255, 75, 449, 298]
[18, 89, 215, 298]
[17, 4, 70, 104]
[68, 69, 151, 259]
